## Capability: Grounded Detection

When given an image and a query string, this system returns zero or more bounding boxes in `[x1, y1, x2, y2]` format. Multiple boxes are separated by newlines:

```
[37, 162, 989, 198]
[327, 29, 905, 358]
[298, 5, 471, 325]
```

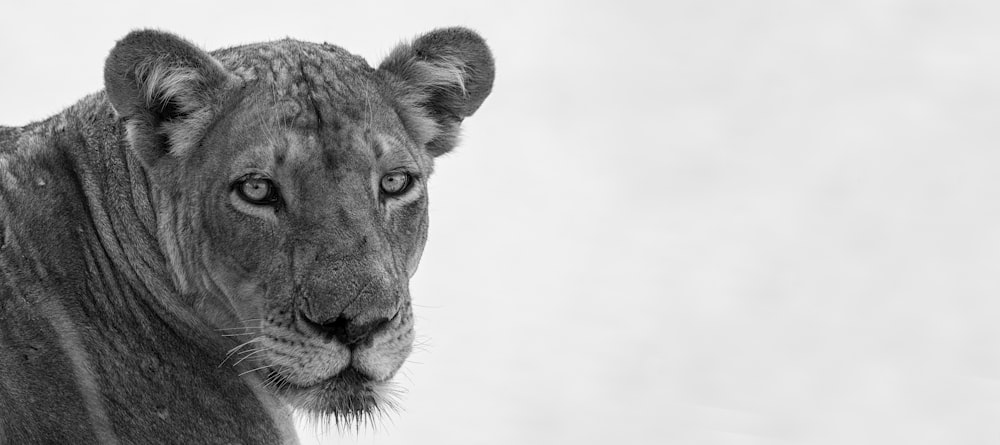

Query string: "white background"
[3, 1, 1000, 444]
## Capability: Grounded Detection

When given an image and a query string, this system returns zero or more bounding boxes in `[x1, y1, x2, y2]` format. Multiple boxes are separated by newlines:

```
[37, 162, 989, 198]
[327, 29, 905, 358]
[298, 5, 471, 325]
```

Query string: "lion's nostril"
[323, 316, 351, 344]
[306, 314, 390, 346]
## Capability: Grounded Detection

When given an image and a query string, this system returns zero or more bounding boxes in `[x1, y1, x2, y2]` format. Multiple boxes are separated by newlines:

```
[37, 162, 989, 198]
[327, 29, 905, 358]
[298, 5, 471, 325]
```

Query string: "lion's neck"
[55, 93, 225, 348]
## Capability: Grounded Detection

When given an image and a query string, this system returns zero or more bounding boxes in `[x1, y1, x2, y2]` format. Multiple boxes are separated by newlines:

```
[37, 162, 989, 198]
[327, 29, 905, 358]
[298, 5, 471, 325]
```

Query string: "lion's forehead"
[214, 40, 413, 160]
[216, 40, 384, 127]
[214, 39, 371, 84]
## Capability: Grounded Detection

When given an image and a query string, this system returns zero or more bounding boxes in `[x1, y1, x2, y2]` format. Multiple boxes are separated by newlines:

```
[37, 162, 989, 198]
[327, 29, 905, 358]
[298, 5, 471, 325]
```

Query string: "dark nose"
[300, 312, 390, 346]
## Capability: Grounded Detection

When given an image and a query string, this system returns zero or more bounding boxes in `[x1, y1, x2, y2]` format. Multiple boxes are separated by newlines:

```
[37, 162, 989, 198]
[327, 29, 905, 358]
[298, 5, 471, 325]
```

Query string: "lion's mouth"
[267, 366, 399, 424]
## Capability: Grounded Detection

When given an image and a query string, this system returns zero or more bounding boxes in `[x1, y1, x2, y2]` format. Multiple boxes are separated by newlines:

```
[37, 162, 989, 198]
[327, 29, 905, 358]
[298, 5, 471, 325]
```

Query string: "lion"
[0, 27, 493, 444]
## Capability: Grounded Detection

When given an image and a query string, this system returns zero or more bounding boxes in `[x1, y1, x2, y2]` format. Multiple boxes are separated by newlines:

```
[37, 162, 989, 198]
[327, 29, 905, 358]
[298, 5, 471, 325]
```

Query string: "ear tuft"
[104, 30, 236, 167]
[379, 27, 495, 156]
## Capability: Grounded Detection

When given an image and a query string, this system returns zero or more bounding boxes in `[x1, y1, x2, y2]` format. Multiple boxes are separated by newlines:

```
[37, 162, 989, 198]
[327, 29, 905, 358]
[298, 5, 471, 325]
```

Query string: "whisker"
[399, 368, 415, 386]
[216, 326, 258, 331]
[233, 348, 270, 366]
[278, 377, 292, 392]
[218, 337, 263, 368]
[262, 371, 284, 390]
[238, 365, 271, 377]
[227, 338, 261, 356]
[216, 319, 263, 331]
[239, 346, 269, 355]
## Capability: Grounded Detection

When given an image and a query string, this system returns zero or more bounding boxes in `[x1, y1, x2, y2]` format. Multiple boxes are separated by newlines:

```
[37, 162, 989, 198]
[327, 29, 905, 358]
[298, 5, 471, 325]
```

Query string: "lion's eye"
[380, 172, 411, 196]
[235, 175, 280, 205]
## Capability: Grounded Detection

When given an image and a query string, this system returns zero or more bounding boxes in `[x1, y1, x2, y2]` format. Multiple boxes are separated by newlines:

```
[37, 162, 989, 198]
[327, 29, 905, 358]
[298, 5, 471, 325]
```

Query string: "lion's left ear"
[378, 27, 495, 156]
[104, 30, 238, 167]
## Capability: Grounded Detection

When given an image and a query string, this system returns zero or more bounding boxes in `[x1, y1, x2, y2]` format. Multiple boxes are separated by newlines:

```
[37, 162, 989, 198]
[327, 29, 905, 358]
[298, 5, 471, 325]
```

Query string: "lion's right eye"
[235, 175, 281, 206]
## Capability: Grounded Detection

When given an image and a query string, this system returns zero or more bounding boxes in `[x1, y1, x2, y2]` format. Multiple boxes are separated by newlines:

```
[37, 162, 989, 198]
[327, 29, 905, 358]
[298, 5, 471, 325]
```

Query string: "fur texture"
[0, 28, 493, 443]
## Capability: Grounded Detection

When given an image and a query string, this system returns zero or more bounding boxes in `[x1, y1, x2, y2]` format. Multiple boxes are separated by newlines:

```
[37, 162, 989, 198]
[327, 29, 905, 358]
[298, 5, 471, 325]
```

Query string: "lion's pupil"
[243, 179, 269, 201]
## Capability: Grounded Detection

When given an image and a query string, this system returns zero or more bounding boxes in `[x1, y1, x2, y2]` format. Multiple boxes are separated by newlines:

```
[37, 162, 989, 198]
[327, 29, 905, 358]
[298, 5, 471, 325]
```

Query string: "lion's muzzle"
[255, 301, 414, 417]
[260, 303, 410, 375]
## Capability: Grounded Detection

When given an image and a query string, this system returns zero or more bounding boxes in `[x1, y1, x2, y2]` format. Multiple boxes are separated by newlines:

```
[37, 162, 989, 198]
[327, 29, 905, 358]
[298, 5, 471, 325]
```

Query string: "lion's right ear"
[378, 27, 495, 157]
[104, 30, 237, 167]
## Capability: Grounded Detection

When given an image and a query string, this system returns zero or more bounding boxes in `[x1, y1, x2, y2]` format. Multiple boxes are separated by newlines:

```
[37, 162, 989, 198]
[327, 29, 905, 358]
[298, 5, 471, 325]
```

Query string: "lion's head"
[102, 28, 493, 423]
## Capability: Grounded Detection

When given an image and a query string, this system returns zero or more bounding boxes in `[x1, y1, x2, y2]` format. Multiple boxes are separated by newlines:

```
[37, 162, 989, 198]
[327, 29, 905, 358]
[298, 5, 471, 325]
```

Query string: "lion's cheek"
[204, 196, 286, 274]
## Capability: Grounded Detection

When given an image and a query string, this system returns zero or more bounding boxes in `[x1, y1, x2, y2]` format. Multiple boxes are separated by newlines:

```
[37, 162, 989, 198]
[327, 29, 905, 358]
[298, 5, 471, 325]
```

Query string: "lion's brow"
[374, 134, 421, 169]
[370, 130, 385, 159]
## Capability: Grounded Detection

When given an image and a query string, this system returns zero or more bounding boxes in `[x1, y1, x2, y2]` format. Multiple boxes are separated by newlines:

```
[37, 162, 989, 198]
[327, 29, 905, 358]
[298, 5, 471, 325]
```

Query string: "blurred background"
[3, 0, 1000, 444]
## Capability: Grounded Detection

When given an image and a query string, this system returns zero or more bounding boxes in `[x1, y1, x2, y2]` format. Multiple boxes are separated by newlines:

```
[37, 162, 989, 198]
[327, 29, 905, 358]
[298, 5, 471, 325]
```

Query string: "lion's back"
[0, 127, 17, 155]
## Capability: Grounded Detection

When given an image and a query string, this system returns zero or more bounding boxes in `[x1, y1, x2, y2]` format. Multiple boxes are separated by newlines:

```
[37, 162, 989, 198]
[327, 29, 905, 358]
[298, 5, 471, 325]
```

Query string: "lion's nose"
[300, 312, 390, 346]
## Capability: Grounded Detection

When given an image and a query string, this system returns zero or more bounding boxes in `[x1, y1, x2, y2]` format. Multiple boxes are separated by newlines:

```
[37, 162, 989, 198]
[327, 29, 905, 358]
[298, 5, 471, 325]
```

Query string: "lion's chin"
[271, 367, 400, 427]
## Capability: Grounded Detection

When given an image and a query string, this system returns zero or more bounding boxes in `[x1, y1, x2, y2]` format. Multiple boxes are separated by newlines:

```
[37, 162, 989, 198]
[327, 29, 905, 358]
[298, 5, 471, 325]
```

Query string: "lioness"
[0, 27, 493, 443]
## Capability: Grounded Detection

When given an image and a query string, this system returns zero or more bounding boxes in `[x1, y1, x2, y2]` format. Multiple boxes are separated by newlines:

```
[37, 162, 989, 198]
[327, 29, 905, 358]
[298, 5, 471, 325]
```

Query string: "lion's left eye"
[380, 172, 411, 196]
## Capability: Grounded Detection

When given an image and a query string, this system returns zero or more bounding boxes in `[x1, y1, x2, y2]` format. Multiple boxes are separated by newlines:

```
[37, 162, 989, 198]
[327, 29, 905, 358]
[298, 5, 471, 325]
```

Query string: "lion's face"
[199, 57, 428, 417]
[103, 30, 493, 422]
[183, 45, 433, 418]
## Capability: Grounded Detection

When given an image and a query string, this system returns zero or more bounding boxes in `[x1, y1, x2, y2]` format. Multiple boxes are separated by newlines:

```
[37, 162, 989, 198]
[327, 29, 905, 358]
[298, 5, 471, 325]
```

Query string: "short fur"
[0, 28, 493, 444]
